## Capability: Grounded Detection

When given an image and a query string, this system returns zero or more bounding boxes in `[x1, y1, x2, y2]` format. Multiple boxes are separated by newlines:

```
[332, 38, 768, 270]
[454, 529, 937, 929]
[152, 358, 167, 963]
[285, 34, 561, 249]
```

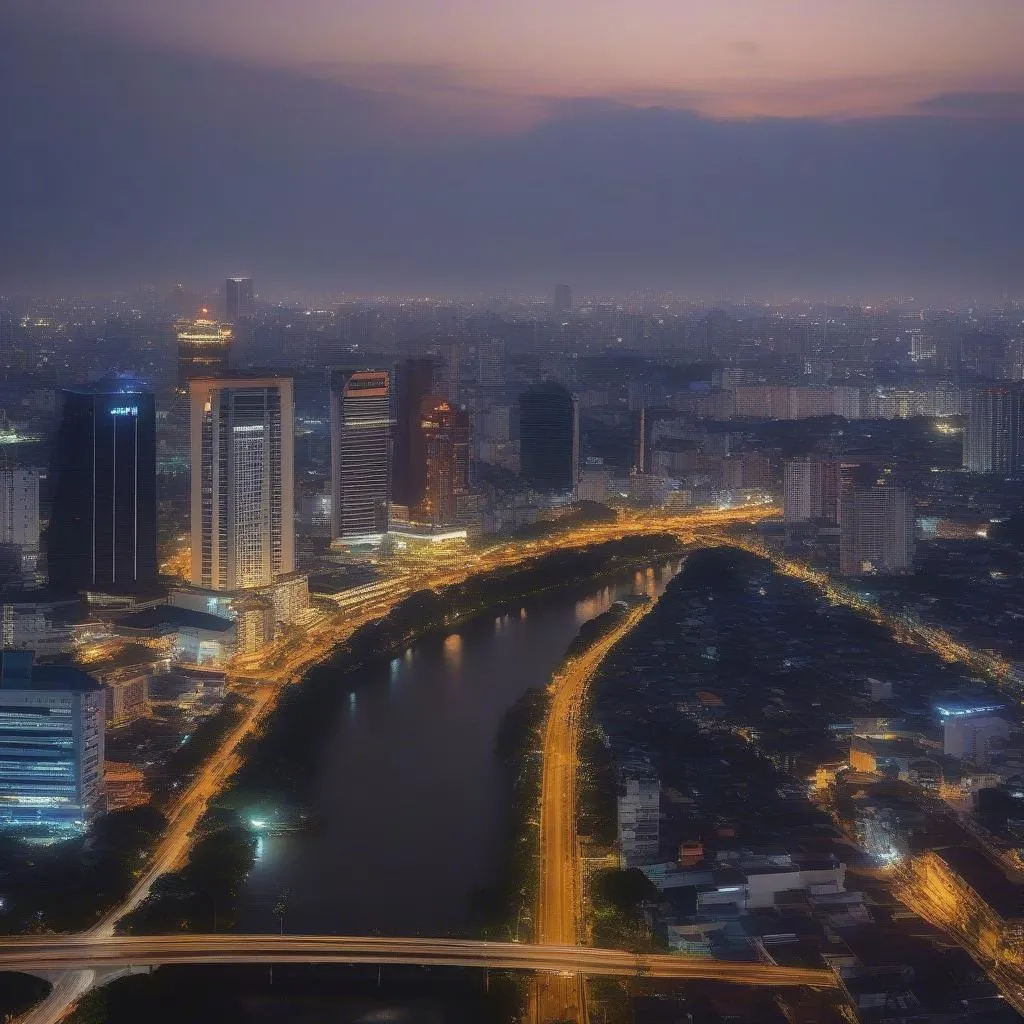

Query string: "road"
[893, 860, 1024, 1016]
[20, 502, 1012, 1024]
[534, 601, 658, 1023]
[734, 538, 1013, 685]
[14, 505, 778, 1024]
[0, 934, 837, 988]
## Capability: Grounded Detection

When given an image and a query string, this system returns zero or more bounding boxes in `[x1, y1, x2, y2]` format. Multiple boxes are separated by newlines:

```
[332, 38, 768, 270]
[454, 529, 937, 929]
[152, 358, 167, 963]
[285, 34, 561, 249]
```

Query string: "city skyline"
[4, 3, 1024, 1022]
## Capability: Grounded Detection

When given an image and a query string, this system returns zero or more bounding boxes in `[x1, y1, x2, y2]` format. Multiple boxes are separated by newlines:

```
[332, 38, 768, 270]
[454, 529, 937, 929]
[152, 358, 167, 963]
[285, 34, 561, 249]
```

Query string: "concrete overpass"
[0, 934, 837, 988]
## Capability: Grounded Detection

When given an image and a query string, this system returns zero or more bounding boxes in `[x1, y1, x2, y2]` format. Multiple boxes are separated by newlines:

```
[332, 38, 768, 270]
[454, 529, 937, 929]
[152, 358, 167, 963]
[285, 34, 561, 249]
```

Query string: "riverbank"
[117, 537, 682, 939]
[226, 534, 683, 806]
[480, 602, 653, 1021]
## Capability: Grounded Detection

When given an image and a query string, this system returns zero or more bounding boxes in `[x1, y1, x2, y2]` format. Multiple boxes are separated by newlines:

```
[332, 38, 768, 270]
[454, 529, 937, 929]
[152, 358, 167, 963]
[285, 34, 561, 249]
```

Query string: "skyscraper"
[477, 338, 506, 405]
[392, 357, 434, 509]
[190, 377, 295, 590]
[519, 383, 579, 493]
[176, 317, 233, 390]
[48, 376, 157, 594]
[553, 284, 573, 316]
[330, 369, 393, 544]
[839, 485, 915, 576]
[963, 384, 1024, 474]
[417, 397, 470, 528]
[783, 457, 841, 523]
[635, 406, 648, 474]
[438, 340, 462, 404]
[225, 277, 254, 323]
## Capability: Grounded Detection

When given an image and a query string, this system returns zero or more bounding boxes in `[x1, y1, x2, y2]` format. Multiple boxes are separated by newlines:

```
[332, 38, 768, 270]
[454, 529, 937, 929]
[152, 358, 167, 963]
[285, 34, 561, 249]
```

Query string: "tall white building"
[189, 377, 295, 590]
[477, 338, 506, 404]
[839, 485, 915, 576]
[783, 457, 840, 523]
[783, 459, 813, 522]
[330, 369, 393, 545]
[617, 761, 660, 866]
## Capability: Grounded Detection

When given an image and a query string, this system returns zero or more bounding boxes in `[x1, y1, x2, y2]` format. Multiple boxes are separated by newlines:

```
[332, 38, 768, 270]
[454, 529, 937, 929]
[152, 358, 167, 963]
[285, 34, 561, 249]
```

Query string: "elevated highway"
[0, 934, 837, 988]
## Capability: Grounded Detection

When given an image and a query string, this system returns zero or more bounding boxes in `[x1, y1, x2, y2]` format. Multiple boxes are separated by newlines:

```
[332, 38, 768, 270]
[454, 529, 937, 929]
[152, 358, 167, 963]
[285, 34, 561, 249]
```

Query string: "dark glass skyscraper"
[519, 382, 579, 493]
[48, 375, 157, 594]
[225, 277, 254, 323]
[392, 357, 434, 510]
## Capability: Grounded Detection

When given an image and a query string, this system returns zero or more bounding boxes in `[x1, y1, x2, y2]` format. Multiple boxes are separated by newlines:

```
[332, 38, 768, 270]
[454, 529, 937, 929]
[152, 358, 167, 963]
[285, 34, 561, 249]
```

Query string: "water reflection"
[443, 633, 463, 671]
[574, 587, 614, 623]
[240, 560, 679, 938]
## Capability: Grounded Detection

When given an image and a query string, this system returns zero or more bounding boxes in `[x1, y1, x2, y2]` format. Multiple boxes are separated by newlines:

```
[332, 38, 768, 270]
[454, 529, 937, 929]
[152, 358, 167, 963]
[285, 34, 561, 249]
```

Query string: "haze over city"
[2, 0, 1024, 297]
[5, 4, 1024, 1024]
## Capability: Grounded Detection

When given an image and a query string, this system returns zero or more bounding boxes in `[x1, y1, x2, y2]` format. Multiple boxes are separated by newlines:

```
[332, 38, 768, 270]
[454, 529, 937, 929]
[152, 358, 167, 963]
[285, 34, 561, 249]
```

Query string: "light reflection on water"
[240, 559, 680, 938]
[443, 633, 463, 672]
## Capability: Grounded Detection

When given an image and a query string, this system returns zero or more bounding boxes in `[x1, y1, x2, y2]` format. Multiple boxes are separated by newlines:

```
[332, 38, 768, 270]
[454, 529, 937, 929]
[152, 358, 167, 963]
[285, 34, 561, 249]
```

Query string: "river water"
[238, 561, 679, 938]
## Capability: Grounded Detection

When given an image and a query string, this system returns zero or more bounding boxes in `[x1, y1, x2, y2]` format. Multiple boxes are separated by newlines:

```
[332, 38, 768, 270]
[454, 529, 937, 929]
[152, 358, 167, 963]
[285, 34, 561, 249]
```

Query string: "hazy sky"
[2, 1, 1023, 296]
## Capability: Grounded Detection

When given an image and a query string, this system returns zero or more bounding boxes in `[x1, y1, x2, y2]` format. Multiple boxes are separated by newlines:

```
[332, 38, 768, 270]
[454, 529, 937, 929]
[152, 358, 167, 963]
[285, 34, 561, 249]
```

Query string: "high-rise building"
[48, 376, 157, 594]
[616, 761, 660, 867]
[189, 377, 295, 590]
[176, 318, 233, 390]
[330, 370, 393, 544]
[0, 468, 40, 553]
[519, 383, 579, 493]
[635, 406, 648, 474]
[225, 277, 254, 323]
[416, 397, 470, 528]
[783, 457, 841, 523]
[392, 357, 434, 509]
[438, 340, 462, 404]
[0, 650, 105, 829]
[477, 338, 506, 405]
[839, 485, 915, 576]
[553, 283, 573, 315]
[963, 384, 1024, 474]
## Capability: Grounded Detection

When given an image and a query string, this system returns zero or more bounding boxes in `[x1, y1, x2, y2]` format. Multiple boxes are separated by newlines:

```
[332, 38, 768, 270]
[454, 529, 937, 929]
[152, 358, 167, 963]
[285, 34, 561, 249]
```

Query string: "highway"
[0, 934, 837, 988]
[534, 601, 658, 1023]
[733, 538, 1014, 685]
[893, 859, 1024, 1016]
[17, 503, 1013, 1024]
[10, 504, 778, 1024]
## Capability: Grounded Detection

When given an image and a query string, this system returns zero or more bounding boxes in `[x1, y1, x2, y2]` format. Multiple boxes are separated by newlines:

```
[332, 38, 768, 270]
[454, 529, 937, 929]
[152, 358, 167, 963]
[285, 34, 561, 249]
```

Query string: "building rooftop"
[119, 605, 234, 634]
[0, 651, 102, 692]
[66, 372, 152, 397]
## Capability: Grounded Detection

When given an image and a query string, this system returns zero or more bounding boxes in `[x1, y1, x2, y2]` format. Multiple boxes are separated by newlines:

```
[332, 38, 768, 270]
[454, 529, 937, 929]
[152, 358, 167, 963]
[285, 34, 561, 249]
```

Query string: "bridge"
[0, 934, 837, 988]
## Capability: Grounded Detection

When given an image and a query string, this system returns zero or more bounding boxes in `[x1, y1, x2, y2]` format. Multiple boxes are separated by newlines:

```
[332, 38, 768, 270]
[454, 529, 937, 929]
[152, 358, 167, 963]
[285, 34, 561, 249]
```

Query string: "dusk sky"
[2, 1, 1023, 297]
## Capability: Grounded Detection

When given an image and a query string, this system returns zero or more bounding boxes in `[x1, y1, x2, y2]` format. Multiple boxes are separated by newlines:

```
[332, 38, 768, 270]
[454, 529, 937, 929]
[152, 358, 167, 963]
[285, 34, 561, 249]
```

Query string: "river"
[238, 560, 679, 938]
